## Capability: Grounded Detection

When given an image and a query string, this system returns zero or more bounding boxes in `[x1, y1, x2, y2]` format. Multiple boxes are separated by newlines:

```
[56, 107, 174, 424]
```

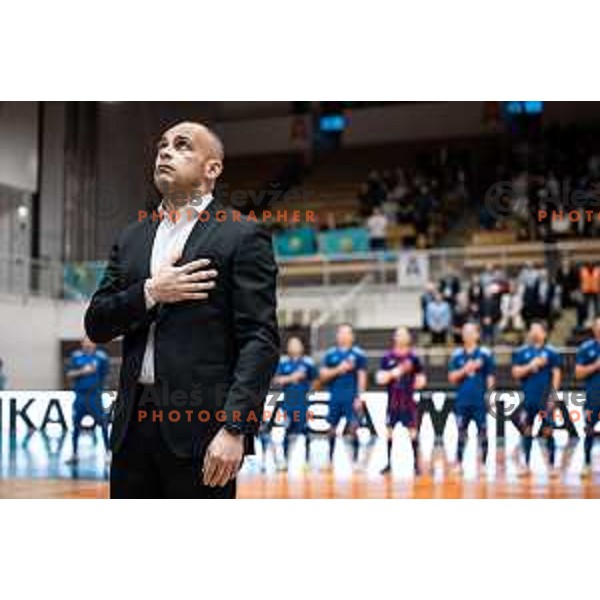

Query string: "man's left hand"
[202, 428, 244, 487]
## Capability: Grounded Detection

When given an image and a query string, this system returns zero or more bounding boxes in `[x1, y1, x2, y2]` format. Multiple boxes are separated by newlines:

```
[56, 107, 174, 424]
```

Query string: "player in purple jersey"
[376, 327, 427, 476]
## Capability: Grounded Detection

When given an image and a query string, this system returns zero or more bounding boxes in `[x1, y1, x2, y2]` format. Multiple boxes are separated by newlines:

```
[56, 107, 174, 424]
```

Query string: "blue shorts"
[73, 392, 106, 426]
[516, 403, 555, 430]
[454, 404, 487, 432]
[327, 398, 358, 428]
[281, 402, 310, 435]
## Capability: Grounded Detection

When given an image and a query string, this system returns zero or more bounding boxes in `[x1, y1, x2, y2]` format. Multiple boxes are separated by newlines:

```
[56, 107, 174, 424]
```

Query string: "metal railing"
[309, 273, 374, 359]
[278, 239, 600, 289]
[1, 237, 599, 302]
[0, 254, 63, 302]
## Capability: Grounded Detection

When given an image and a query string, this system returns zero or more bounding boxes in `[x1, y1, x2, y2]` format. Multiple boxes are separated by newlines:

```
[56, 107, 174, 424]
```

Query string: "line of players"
[266, 319, 600, 478]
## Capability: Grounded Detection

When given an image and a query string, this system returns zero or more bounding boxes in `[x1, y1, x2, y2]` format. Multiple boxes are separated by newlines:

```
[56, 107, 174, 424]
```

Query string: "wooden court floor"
[2, 433, 600, 498]
[2, 471, 599, 499]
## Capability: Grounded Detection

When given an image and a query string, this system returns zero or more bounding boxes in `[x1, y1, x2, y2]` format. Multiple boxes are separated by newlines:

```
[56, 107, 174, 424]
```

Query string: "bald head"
[169, 121, 224, 161]
[154, 121, 224, 202]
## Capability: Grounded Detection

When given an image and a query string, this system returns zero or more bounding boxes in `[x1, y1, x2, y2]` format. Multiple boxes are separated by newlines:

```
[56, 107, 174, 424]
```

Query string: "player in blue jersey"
[575, 317, 600, 479]
[512, 321, 563, 477]
[65, 336, 110, 464]
[448, 322, 495, 475]
[320, 324, 368, 469]
[272, 336, 317, 471]
[376, 327, 427, 476]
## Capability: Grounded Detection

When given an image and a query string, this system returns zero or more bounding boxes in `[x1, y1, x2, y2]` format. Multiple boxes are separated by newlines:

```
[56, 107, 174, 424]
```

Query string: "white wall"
[0, 101, 38, 192]
[0, 295, 87, 390]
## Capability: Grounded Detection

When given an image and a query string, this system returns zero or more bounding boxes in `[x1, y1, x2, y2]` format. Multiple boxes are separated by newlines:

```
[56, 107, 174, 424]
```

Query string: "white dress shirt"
[138, 195, 213, 385]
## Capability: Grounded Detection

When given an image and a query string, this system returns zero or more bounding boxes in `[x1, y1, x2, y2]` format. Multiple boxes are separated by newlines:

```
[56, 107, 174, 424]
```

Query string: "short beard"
[157, 181, 208, 210]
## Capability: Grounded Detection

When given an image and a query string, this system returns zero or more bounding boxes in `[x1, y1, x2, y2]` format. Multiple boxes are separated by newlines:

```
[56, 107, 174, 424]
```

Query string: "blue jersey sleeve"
[576, 342, 594, 366]
[303, 358, 317, 382]
[355, 350, 368, 371]
[96, 351, 110, 381]
[322, 349, 336, 368]
[67, 351, 79, 372]
[448, 351, 461, 372]
[484, 351, 496, 377]
[275, 358, 286, 376]
[549, 347, 563, 370]
[512, 348, 525, 367]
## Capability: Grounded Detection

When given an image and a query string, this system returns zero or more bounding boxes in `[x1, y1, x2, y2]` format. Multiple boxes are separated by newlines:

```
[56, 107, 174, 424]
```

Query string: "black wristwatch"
[223, 423, 244, 437]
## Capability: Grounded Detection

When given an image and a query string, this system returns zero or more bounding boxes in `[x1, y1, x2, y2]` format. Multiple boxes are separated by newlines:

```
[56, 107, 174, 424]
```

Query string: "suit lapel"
[154, 198, 224, 323]
[180, 197, 224, 263]
[138, 216, 161, 279]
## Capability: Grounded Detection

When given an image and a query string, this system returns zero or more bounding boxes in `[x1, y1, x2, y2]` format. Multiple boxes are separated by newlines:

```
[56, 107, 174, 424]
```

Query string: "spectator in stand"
[397, 193, 416, 227]
[479, 202, 497, 230]
[413, 185, 434, 241]
[388, 169, 410, 204]
[499, 281, 525, 333]
[549, 202, 573, 239]
[493, 265, 510, 295]
[340, 213, 360, 229]
[455, 168, 469, 201]
[421, 281, 437, 333]
[518, 261, 539, 290]
[381, 193, 399, 223]
[579, 261, 600, 326]
[522, 268, 541, 329]
[439, 268, 461, 307]
[480, 263, 497, 290]
[357, 183, 372, 218]
[366, 207, 388, 252]
[556, 258, 578, 310]
[321, 211, 337, 232]
[468, 274, 484, 320]
[534, 268, 557, 330]
[426, 291, 452, 345]
[366, 170, 387, 207]
[382, 169, 397, 192]
[588, 152, 600, 179]
[480, 285, 501, 345]
[452, 292, 472, 344]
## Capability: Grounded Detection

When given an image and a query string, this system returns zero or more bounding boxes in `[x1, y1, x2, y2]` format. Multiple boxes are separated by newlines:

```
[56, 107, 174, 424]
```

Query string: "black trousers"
[431, 330, 447, 345]
[110, 385, 236, 499]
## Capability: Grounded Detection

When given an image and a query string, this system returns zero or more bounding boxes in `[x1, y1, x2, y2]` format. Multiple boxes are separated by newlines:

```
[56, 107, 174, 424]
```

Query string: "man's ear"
[206, 158, 223, 181]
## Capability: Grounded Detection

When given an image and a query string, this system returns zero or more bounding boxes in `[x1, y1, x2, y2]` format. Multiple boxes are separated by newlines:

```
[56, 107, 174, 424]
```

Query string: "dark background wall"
[5, 101, 600, 263]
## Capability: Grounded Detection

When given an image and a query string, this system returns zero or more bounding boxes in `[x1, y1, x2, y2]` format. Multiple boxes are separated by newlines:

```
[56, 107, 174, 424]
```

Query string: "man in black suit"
[85, 121, 280, 498]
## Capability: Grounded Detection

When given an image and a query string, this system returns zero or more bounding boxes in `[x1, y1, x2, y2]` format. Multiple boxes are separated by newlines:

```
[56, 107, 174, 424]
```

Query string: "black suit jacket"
[84, 198, 280, 457]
